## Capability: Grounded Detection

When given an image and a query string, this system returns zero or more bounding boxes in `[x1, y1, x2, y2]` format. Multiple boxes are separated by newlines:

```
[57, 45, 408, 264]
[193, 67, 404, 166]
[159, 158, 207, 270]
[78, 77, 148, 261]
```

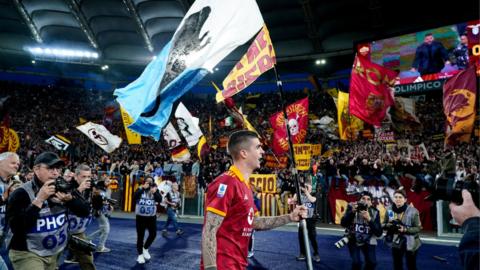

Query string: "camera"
[106, 198, 118, 206]
[386, 219, 403, 234]
[53, 177, 74, 193]
[430, 175, 479, 208]
[334, 236, 349, 248]
[356, 201, 368, 212]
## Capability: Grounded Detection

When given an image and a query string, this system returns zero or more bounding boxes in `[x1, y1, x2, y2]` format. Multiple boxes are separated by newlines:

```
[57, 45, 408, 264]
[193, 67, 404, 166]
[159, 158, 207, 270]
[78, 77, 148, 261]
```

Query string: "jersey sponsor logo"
[217, 184, 228, 198]
[247, 207, 254, 225]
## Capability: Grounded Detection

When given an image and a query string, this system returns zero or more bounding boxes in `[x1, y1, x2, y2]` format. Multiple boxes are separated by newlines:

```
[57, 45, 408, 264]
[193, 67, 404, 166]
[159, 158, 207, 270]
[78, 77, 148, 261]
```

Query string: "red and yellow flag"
[269, 98, 309, 155]
[216, 24, 276, 103]
[443, 65, 477, 145]
[349, 55, 397, 126]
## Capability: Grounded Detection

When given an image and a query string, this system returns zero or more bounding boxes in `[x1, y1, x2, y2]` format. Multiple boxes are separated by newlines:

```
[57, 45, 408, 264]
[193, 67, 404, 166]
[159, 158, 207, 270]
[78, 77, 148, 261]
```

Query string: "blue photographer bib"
[0, 180, 7, 233]
[21, 181, 68, 256]
[68, 213, 93, 235]
[135, 191, 157, 217]
[301, 194, 315, 218]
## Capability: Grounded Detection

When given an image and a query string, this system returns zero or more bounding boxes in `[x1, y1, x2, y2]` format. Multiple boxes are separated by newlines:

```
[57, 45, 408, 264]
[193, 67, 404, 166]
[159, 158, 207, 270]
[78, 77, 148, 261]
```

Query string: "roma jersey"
[201, 166, 258, 270]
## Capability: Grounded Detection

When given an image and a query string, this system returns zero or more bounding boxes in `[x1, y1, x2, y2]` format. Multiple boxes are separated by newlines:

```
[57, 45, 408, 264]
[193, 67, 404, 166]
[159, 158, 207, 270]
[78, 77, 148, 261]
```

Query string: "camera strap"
[394, 212, 405, 221]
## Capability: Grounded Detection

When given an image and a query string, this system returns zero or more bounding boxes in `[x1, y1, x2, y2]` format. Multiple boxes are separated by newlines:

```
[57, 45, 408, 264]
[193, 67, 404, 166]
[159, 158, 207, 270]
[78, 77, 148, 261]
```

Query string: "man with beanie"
[341, 191, 382, 270]
[7, 152, 90, 269]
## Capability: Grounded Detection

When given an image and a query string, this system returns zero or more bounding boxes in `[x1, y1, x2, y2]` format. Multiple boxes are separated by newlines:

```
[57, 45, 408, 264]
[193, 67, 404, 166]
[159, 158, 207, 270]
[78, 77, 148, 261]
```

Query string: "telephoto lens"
[431, 176, 479, 208]
[334, 236, 349, 249]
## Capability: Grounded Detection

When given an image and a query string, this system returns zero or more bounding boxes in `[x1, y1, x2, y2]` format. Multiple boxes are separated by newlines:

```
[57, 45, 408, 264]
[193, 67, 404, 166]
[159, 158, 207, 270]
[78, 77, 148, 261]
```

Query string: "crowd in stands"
[0, 80, 478, 229]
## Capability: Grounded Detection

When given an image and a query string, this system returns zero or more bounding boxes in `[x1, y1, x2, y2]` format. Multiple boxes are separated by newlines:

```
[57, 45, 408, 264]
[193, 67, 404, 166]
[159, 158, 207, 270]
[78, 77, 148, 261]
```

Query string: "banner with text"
[249, 174, 277, 194]
[293, 144, 311, 171]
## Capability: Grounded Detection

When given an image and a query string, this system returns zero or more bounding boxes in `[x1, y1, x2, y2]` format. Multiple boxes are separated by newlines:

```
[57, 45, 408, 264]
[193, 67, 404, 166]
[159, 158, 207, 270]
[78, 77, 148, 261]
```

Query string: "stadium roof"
[0, 0, 478, 84]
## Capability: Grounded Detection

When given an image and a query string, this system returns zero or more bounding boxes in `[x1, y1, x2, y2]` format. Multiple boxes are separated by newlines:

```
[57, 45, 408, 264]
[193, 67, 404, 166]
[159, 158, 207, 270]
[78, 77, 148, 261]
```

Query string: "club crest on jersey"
[217, 184, 228, 198]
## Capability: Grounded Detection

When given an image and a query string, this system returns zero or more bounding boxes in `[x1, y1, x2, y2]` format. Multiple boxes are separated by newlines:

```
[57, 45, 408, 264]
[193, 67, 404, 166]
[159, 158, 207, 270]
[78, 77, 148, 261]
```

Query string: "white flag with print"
[162, 122, 182, 149]
[174, 103, 203, 146]
[76, 122, 122, 153]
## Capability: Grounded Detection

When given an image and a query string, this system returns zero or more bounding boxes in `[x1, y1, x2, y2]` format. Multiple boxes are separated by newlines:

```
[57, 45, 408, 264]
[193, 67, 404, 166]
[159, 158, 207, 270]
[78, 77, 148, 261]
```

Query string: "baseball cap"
[34, 152, 65, 167]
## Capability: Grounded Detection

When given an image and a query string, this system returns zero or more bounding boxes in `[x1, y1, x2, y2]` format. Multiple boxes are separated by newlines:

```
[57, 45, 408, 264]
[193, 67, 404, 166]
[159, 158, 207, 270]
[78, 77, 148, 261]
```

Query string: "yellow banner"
[120, 106, 141, 145]
[311, 144, 321, 156]
[7, 129, 19, 152]
[338, 91, 363, 140]
[249, 174, 277, 194]
[216, 24, 276, 103]
[293, 144, 311, 171]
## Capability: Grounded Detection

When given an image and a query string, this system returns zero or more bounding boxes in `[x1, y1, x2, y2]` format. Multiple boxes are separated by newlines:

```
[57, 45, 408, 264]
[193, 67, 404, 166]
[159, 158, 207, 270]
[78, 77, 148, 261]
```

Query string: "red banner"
[443, 65, 477, 146]
[269, 98, 309, 155]
[349, 55, 397, 126]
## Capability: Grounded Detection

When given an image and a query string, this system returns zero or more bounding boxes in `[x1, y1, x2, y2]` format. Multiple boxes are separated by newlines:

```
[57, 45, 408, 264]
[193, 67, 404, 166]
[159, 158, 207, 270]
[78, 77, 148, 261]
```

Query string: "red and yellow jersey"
[201, 165, 258, 270]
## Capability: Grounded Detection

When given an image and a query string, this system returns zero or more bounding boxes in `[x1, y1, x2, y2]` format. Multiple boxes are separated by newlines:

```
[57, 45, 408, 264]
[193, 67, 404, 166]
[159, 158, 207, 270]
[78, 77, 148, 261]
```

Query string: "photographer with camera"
[134, 176, 162, 264]
[340, 191, 382, 270]
[449, 190, 480, 270]
[65, 164, 96, 269]
[88, 177, 112, 253]
[292, 182, 320, 263]
[383, 189, 422, 270]
[161, 182, 184, 237]
[7, 152, 90, 269]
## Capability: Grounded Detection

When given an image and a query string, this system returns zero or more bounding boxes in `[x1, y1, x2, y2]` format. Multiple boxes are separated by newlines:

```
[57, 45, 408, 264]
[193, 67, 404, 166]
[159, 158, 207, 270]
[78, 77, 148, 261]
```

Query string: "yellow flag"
[216, 24, 276, 103]
[337, 91, 363, 140]
[120, 106, 141, 145]
[79, 117, 87, 125]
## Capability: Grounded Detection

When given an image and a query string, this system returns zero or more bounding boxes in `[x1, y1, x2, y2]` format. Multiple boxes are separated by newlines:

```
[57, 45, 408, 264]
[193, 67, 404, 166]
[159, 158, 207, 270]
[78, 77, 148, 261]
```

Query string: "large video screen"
[357, 20, 479, 95]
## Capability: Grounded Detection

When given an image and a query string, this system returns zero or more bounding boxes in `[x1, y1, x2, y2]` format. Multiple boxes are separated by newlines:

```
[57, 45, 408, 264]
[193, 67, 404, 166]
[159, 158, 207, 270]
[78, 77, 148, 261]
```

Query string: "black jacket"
[7, 177, 90, 251]
[459, 217, 479, 270]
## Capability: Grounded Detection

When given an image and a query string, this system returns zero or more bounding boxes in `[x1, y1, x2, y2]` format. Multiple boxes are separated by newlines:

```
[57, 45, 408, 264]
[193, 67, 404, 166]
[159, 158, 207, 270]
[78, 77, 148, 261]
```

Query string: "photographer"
[340, 191, 382, 270]
[134, 176, 162, 264]
[88, 176, 112, 253]
[383, 189, 422, 270]
[449, 190, 480, 270]
[7, 152, 89, 269]
[292, 183, 321, 263]
[161, 182, 184, 237]
[65, 164, 95, 269]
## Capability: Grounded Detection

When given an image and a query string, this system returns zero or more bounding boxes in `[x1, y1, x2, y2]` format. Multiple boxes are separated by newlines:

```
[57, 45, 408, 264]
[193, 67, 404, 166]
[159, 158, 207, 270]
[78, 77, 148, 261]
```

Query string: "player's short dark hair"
[424, 32, 433, 37]
[227, 130, 258, 160]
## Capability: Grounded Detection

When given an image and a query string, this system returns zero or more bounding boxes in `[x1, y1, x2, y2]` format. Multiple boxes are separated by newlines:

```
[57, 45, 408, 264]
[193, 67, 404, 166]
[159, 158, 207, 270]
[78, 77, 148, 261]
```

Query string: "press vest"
[350, 208, 379, 246]
[300, 194, 315, 218]
[0, 179, 7, 233]
[386, 205, 421, 251]
[135, 191, 157, 217]
[21, 181, 68, 257]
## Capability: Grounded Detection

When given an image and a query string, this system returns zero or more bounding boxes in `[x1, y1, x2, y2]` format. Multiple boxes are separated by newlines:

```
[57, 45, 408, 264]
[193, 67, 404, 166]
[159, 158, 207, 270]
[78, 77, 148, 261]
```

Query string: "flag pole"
[273, 66, 313, 270]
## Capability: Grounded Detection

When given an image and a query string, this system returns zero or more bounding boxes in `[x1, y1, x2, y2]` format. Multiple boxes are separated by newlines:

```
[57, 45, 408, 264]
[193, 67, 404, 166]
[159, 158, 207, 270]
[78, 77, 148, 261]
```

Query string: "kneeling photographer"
[383, 189, 422, 270]
[340, 191, 382, 270]
[65, 164, 96, 269]
[7, 152, 90, 269]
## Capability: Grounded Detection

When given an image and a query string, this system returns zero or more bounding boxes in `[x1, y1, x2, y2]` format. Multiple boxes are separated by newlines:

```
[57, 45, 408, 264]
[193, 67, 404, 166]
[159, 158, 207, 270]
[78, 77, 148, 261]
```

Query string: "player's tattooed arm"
[202, 211, 224, 270]
[252, 214, 292, 231]
[253, 205, 307, 231]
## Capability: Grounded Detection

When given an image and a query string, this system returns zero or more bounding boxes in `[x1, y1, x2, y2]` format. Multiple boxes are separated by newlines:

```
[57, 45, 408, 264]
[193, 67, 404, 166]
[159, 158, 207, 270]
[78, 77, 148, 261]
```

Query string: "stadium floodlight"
[26, 46, 100, 63]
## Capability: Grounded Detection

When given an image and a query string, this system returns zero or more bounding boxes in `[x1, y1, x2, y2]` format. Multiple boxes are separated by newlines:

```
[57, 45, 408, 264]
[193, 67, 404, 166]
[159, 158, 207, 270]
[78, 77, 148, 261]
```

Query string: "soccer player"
[201, 130, 307, 270]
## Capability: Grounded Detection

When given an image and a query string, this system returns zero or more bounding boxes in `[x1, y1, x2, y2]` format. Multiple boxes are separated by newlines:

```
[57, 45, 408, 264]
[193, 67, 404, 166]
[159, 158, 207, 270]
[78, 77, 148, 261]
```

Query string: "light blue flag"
[114, 0, 264, 140]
